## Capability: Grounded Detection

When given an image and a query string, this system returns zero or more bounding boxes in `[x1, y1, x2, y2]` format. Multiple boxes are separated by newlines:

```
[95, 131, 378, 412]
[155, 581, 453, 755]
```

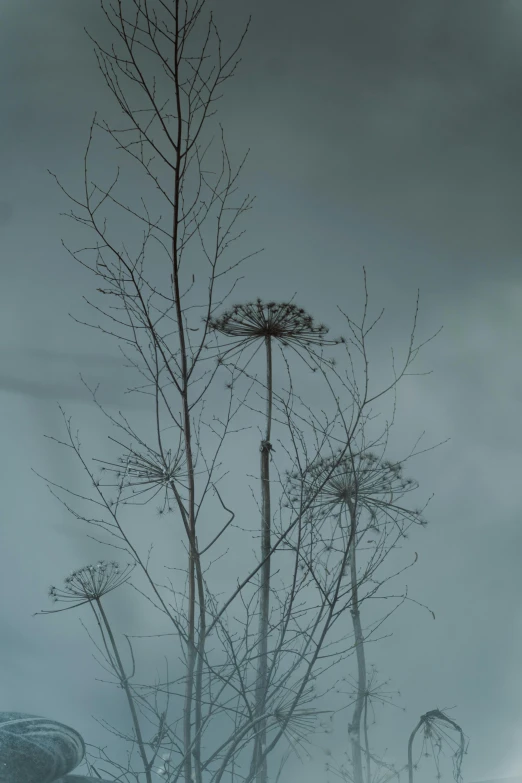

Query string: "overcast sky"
[2, 1, 522, 782]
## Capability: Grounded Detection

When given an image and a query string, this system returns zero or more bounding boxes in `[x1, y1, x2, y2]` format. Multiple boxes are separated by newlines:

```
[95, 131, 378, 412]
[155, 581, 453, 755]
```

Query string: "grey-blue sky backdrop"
[2, 1, 522, 782]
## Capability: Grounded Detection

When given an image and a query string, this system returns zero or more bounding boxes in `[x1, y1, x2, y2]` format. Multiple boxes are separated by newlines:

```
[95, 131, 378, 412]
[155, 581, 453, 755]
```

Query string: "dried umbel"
[342, 664, 403, 715]
[209, 299, 343, 359]
[40, 561, 135, 614]
[408, 709, 468, 783]
[271, 684, 331, 761]
[287, 450, 423, 527]
[94, 437, 189, 511]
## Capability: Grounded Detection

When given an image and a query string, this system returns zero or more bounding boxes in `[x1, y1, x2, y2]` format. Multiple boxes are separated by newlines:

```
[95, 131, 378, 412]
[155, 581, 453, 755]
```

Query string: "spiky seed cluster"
[288, 451, 419, 522]
[120, 448, 184, 488]
[95, 442, 187, 508]
[209, 299, 341, 349]
[271, 685, 326, 754]
[343, 664, 401, 712]
[47, 561, 135, 609]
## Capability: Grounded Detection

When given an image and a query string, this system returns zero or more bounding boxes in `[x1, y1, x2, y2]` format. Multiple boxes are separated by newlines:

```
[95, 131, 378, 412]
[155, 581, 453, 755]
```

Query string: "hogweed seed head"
[269, 682, 332, 761]
[209, 299, 342, 356]
[39, 560, 135, 613]
[287, 450, 423, 525]
[98, 446, 186, 489]
[94, 439, 190, 511]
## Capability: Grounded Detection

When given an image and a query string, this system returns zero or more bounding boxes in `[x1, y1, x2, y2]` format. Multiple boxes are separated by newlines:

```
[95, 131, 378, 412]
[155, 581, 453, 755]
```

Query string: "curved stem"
[95, 598, 153, 783]
[408, 718, 423, 783]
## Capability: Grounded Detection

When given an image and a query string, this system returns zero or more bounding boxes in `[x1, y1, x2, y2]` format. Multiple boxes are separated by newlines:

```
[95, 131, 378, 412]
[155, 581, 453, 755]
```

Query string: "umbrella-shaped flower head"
[287, 450, 424, 529]
[36, 560, 135, 614]
[209, 299, 343, 360]
[94, 437, 189, 513]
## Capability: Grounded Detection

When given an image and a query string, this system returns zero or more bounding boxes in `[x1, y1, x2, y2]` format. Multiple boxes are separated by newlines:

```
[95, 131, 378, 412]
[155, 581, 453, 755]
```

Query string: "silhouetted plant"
[408, 709, 468, 783]
[326, 668, 407, 783]
[43, 560, 135, 612]
[30, 0, 450, 781]
[209, 299, 343, 360]
[209, 299, 342, 783]
[93, 435, 189, 513]
[288, 449, 428, 783]
[34, 562, 156, 781]
[288, 450, 424, 529]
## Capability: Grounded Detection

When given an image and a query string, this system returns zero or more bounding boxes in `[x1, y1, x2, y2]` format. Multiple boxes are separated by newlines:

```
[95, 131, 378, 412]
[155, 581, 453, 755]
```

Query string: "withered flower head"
[288, 450, 423, 527]
[36, 560, 135, 614]
[271, 684, 331, 761]
[209, 299, 342, 359]
[412, 709, 467, 783]
[343, 664, 403, 714]
[94, 437, 188, 511]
